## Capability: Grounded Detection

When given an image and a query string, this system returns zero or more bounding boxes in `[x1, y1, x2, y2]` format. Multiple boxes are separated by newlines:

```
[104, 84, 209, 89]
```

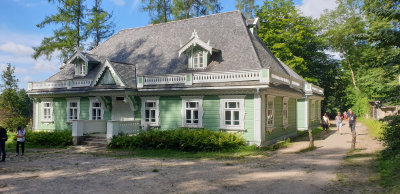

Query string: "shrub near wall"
[108, 128, 246, 152]
[24, 130, 73, 147]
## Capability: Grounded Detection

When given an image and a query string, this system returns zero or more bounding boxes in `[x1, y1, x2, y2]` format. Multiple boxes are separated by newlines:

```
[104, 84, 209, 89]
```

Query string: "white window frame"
[311, 100, 315, 121]
[266, 95, 275, 130]
[283, 97, 289, 128]
[181, 96, 203, 128]
[41, 99, 54, 122]
[219, 95, 245, 130]
[189, 49, 206, 69]
[89, 97, 104, 120]
[75, 60, 88, 76]
[141, 97, 160, 127]
[66, 98, 80, 122]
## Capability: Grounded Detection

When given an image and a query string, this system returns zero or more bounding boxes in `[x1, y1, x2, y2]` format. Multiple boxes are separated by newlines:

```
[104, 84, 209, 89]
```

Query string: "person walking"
[343, 111, 348, 120]
[335, 112, 343, 135]
[0, 126, 7, 162]
[348, 109, 357, 149]
[16, 126, 25, 156]
[321, 113, 330, 134]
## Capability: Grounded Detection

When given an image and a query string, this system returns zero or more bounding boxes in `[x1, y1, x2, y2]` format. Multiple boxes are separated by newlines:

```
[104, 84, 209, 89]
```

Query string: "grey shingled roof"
[277, 59, 305, 81]
[44, 10, 305, 91]
[89, 10, 294, 78]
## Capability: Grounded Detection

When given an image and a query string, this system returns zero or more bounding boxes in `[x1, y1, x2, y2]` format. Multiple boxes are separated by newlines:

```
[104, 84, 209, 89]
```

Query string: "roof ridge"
[119, 10, 241, 33]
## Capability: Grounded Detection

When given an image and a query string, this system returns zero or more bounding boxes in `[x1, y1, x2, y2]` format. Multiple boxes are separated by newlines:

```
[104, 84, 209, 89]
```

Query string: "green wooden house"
[27, 11, 324, 146]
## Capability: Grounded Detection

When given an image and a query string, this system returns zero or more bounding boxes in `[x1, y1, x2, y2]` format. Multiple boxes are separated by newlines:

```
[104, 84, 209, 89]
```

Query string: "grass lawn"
[358, 118, 384, 139]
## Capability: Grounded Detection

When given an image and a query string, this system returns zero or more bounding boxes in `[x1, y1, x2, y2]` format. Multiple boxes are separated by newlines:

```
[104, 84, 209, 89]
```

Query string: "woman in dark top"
[0, 126, 7, 162]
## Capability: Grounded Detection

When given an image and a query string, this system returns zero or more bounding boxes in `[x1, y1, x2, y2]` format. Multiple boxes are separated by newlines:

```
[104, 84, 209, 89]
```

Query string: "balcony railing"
[28, 79, 92, 91]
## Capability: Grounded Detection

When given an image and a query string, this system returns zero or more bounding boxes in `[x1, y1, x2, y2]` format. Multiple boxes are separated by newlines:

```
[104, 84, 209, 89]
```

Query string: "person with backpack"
[16, 126, 25, 156]
[0, 126, 7, 162]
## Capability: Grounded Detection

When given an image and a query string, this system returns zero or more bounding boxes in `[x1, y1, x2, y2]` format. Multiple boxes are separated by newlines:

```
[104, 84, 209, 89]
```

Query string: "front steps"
[81, 134, 108, 148]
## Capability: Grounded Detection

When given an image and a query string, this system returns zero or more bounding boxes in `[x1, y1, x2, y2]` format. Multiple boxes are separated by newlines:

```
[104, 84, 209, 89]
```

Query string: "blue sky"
[0, 0, 337, 90]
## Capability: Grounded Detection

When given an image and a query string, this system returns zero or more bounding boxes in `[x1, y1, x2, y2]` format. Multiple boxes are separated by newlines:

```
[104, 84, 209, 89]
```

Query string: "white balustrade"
[72, 79, 92, 87]
[144, 75, 186, 85]
[312, 86, 324, 95]
[106, 120, 141, 139]
[291, 81, 301, 87]
[271, 73, 290, 84]
[29, 79, 92, 91]
[193, 71, 260, 83]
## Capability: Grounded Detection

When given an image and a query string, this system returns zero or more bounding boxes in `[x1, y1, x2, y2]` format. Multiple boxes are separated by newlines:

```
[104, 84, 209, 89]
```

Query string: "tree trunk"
[346, 57, 358, 90]
[351, 130, 356, 149]
[163, 0, 167, 22]
[308, 129, 314, 147]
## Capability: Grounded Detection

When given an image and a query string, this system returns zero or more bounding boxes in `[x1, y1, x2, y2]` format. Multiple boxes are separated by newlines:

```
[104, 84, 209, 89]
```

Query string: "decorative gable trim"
[92, 60, 126, 87]
[178, 30, 213, 57]
[66, 51, 89, 65]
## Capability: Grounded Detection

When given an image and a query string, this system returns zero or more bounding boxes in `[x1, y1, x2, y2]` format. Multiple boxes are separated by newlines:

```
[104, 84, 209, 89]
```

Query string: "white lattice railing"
[106, 120, 141, 139]
[144, 75, 186, 85]
[312, 86, 324, 95]
[193, 71, 260, 83]
[271, 73, 290, 84]
[28, 79, 92, 91]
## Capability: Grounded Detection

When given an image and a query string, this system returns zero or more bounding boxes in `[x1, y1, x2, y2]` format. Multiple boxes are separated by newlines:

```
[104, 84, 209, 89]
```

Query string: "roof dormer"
[66, 51, 100, 76]
[179, 30, 220, 70]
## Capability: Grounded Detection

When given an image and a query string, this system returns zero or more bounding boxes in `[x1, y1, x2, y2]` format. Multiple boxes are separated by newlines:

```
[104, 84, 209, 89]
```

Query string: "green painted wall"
[159, 96, 182, 129]
[297, 98, 307, 129]
[309, 99, 320, 127]
[243, 95, 254, 142]
[265, 97, 296, 141]
[37, 98, 71, 130]
[80, 97, 89, 120]
[202, 95, 220, 130]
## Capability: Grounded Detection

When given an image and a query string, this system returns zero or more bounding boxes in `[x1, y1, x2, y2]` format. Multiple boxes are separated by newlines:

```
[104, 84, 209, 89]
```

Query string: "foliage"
[34, 0, 115, 60]
[349, 93, 370, 118]
[235, 0, 258, 19]
[24, 130, 73, 147]
[86, 0, 115, 49]
[380, 115, 400, 156]
[377, 152, 400, 190]
[108, 128, 246, 152]
[358, 118, 384, 139]
[0, 64, 31, 131]
[141, 0, 222, 24]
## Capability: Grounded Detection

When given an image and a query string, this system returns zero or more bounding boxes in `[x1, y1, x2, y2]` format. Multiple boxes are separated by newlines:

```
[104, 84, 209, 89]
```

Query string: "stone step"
[82, 141, 108, 147]
[84, 137, 107, 141]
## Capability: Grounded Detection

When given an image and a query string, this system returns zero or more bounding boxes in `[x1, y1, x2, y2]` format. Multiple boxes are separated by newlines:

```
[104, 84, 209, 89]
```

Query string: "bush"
[108, 128, 246, 152]
[358, 118, 385, 139]
[24, 130, 73, 147]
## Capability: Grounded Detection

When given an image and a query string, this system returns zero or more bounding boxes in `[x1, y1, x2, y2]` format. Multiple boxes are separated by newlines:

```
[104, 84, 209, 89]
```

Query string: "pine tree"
[172, 0, 222, 20]
[33, 0, 88, 61]
[235, 0, 258, 19]
[141, 0, 173, 24]
[87, 0, 115, 49]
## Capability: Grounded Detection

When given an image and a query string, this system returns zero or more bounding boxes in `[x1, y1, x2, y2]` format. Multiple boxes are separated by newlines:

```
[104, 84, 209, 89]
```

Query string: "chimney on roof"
[246, 17, 260, 35]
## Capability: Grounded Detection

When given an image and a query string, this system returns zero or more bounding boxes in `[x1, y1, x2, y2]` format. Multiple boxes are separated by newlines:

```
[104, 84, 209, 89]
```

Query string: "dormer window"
[193, 50, 204, 68]
[74, 59, 88, 76]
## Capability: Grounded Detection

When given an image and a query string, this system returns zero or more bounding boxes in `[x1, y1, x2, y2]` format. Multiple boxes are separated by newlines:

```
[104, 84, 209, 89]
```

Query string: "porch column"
[253, 93, 263, 146]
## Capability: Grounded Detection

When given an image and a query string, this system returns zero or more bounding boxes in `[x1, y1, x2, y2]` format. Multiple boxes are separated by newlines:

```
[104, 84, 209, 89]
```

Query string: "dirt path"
[0, 123, 383, 194]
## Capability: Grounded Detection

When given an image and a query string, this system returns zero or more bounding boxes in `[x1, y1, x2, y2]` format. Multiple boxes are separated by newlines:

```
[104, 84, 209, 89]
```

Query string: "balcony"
[28, 79, 92, 91]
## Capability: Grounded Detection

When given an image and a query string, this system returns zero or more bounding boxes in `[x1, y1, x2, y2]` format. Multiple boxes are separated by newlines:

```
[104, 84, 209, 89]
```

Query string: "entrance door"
[112, 97, 134, 121]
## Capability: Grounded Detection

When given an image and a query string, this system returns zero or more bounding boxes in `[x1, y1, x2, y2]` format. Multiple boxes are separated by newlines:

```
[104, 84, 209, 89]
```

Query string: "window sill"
[183, 124, 203, 128]
[220, 128, 246, 132]
[266, 127, 274, 133]
[41, 120, 54, 123]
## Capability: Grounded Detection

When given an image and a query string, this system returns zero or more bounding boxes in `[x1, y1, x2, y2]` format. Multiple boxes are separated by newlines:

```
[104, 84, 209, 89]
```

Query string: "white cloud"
[23, 76, 33, 82]
[111, 0, 125, 6]
[33, 58, 60, 73]
[0, 42, 34, 56]
[298, 0, 338, 19]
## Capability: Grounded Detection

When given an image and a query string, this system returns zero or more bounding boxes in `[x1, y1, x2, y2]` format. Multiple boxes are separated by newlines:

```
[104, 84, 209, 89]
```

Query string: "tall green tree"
[0, 64, 30, 131]
[87, 0, 115, 49]
[141, 0, 173, 23]
[235, 0, 258, 19]
[172, 0, 222, 20]
[33, 0, 88, 61]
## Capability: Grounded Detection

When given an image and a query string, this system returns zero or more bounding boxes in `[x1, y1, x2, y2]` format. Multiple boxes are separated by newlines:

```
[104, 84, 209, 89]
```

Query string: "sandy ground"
[0, 123, 383, 194]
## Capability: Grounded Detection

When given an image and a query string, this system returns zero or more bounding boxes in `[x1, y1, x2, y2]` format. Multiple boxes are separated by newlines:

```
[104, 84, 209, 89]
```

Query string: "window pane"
[234, 111, 239, 121]
[186, 120, 191, 123]
[234, 121, 240, 125]
[145, 102, 154, 108]
[145, 110, 149, 119]
[228, 102, 237, 108]
[151, 110, 156, 122]
[186, 110, 191, 120]
[225, 121, 231, 125]
[189, 102, 197, 108]
[193, 110, 198, 119]
[225, 111, 231, 121]
[194, 120, 198, 124]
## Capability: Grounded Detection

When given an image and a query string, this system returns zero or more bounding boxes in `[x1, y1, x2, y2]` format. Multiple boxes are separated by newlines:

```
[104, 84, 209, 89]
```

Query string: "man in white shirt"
[16, 126, 25, 156]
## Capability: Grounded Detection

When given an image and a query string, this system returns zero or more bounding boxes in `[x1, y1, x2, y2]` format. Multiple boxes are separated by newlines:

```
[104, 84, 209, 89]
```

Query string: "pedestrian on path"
[16, 126, 25, 156]
[321, 113, 330, 133]
[0, 126, 7, 162]
[343, 111, 348, 120]
[335, 112, 343, 135]
[348, 109, 357, 149]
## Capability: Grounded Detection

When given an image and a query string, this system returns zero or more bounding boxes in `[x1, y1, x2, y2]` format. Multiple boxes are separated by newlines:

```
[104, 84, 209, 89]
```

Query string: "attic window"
[74, 58, 88, 76]
[191, 49, 206, 69]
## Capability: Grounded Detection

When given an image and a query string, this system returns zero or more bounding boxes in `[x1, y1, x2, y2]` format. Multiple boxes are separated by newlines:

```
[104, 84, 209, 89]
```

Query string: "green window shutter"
[188, 52, 193, 68]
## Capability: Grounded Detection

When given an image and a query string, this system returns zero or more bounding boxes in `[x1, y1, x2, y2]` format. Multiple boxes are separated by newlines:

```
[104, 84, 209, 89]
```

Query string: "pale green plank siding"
[265, 97, 296, 141]
[159, 96, 182, 129]
[103, 107, 111, 120]
[132, 96, 141, 121]
[287, 98, 297, 132]
[297, 98, 306, 129]
[243, 95, 254, 142]
[80, 97, 89, 120]
[38, 98, 70, 130]
[202, 95, 220, 130]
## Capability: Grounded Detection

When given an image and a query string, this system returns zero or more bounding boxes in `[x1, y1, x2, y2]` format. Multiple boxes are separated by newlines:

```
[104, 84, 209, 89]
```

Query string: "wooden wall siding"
[265, 97, 297, 141]
[133, 96, 141, 121]
[202, 95, 220, 130]
[308, 100, 320, 127]
[243, 95, 254, 142]
[159, 96, 182, 130]
[38, 98, 71, 130]
[288, 98, 297, 132]
[80, 97, 89, 120]
[297, 98, 306, 129]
